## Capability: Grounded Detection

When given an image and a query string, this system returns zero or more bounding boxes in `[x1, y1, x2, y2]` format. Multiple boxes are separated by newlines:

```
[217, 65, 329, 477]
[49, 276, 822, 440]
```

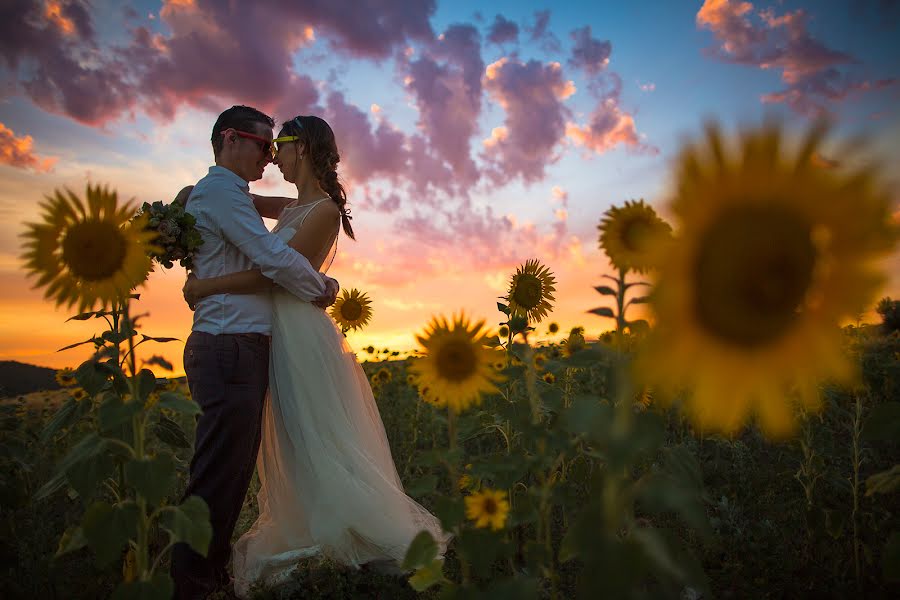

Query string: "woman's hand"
[174, 185, 194, 206]
[183, 273, 203, 310]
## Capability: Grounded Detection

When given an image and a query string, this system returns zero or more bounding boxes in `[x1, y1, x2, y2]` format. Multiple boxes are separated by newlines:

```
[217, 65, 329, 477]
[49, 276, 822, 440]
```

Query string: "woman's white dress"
[231, 199, 447, 597]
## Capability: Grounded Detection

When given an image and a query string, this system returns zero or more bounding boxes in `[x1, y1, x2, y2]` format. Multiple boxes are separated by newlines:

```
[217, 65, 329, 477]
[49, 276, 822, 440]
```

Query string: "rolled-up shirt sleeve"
[214, 189, 326, 301]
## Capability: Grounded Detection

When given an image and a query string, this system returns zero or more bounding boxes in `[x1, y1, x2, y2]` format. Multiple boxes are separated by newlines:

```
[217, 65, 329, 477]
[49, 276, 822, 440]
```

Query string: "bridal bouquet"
[137, 199, 203, 270]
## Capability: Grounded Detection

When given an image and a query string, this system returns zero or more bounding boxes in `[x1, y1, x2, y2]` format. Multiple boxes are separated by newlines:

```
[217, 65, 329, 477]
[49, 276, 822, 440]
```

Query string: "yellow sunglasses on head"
[272, 116, 304, 157]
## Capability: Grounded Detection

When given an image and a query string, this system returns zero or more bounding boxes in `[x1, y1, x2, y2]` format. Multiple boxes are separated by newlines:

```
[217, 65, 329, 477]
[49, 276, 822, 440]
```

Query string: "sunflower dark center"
[513, 274, 543, 309]
[622, 217, 653, 251]
[341, 299, 363, 321]
[483, 498, 498, 514]
[435, 339, 478, 382]
[692, 204, 817, 348]
[61, 220, 127, 281]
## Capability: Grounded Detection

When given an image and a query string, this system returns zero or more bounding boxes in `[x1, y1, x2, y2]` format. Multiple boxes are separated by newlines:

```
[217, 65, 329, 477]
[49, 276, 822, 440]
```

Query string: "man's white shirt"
[187, 165, 326, 335]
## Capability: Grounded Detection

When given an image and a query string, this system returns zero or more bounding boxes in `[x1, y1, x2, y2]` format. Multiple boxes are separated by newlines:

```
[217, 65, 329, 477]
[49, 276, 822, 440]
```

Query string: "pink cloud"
[568, 26, 611, 75]
[401, 23, 484, 194]
[0, 122, 57, 172]
[487, 14, 519, 45]
[697, 0, 896, 115]
[482, 57, 575, 185]
[526, 10, 561, 53]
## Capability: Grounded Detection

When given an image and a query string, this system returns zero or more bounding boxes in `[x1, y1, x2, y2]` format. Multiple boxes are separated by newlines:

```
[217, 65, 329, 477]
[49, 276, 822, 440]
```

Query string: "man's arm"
[213, 189, 326, 301]
[251, 194, 295, 219]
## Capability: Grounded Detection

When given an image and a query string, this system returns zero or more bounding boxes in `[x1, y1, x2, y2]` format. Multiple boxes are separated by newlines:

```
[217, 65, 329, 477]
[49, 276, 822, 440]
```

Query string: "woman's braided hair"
[279, 115, 354, 239]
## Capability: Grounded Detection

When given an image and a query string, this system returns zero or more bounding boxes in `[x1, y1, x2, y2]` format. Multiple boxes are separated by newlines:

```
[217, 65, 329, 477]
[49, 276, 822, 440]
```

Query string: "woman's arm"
[252, 194, 295, 219]
[183, 270, 274, 307]
[285, 202, 341, 260]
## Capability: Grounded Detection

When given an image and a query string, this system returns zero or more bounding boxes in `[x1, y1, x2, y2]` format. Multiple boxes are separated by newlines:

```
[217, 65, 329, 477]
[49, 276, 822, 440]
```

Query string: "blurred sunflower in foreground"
[598, 198, 672, 274]
[506, 259, 557, 322]
[636, 121, 898, 438]
[330, 288, 372, 332]
[465, 488, 510, 530]
[21, 185, 157, 311]
[410, 314, 503, 413]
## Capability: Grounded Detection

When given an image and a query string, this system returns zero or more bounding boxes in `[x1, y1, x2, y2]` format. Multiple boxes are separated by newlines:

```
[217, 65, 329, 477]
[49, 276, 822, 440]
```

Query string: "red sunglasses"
[222, 128, 274, 158]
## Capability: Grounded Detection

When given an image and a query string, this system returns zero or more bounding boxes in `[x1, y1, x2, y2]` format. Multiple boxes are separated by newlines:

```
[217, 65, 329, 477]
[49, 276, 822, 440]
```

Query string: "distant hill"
[0, 361, 61, 398]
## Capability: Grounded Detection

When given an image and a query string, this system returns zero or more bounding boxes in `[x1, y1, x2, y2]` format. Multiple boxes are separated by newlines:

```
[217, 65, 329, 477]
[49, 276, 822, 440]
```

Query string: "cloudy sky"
[1, 0, 898, 373]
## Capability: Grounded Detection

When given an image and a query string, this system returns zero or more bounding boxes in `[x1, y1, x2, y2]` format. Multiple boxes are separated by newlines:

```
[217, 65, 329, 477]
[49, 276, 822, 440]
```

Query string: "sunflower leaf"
[594, 285, 617, 296]
[57, 337, 100, 352]
[589, 307, 616, 319]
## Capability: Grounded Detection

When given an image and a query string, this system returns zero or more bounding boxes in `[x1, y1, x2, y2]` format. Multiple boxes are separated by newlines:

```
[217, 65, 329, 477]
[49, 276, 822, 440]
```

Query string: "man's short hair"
[211, 105, 275, 157]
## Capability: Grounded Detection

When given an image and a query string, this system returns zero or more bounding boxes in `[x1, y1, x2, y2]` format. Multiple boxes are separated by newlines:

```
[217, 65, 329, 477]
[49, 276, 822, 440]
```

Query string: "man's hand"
[183, 273, 201, 311]
[312, 276, 340, 309]
[174, 185, 194, 206]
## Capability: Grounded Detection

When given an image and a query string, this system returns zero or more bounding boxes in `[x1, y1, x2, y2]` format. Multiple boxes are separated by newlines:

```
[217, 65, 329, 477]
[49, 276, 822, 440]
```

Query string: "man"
[170, 105, 339, 599]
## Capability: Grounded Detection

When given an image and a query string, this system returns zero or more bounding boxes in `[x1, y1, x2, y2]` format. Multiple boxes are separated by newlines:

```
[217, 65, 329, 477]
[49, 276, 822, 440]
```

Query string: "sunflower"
[532, 352, 547, 370]
[71, 388, 89, 402]
[635, 121, 898, 438]
[376, 367, 392, 384]
[21, 185, 157, 311]
[465, 488, 510, 530]
[562, 327, 586, 357]
[498, 325, 509, 338]
[598, 198, 672, 274]
[406, 374, 417, 387]
[548, 322, 559, 334]
[330, 288, 373, 332]
[55, 368, 77, 387]
[410, 314, 503, 413]
[542, 372, 556, 384]
[505, 259, 557, 322]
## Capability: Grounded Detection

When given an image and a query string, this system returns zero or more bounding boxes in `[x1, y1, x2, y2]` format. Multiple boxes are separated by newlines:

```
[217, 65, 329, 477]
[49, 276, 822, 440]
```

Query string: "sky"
[1, 0, 898, 375]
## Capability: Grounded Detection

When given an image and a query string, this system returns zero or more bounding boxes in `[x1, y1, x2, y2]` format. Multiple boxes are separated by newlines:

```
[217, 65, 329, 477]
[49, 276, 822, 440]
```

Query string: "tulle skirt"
[232, 291, 447, 597]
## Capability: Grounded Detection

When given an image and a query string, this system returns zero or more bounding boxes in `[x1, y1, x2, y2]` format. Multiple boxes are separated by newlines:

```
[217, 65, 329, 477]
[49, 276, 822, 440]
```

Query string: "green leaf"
[141, 334, 181, 344]
[562, 395, 611, 437]
[408, 558, 444, 592]
[861, 402, 900, 442]
[593, 285, 617, 296]
[111, 574, 174, 600]
[496, 302, 510, 315]
[865, 464, 900, 497]
[404, 474, 438, 497]
[75, 360, 109, 395]
[35, 433, 110, 501]
[134, 369, 157, 403]
[402, 531, 439, 570]
[153, 415, 192, 449]
[485, 576, 540, 600]
[432, 495, 465, 531]
[67, 451, 116, 504]
[82, 501, 140, 567]
[626, 295, 650, 305]
[161, 495, 212, 556]
[588, 307, 616, 319]
[631, 527, 684, 581]
[125, 453, 176, 506]
[158, 392, 202, 416]
[145, 355, 174, 372]
[824, 509, 846, 539]
[56, 525, 88, 557]
[40, 397, 90, 444]
[57, 337, 100, 352]
[457, 528, 507, 579]
[98, 394, 143, 433]
[884, 531, 900, 582]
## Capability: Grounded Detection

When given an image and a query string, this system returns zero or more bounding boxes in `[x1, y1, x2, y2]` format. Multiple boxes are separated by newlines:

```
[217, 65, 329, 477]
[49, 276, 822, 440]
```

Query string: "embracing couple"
[170, 105, 447, 599]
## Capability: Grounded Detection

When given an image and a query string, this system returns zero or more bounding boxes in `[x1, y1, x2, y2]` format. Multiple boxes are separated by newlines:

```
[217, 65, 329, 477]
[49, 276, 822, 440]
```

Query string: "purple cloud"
[487, 14, 519, 45]
[568, 26, 611, 75]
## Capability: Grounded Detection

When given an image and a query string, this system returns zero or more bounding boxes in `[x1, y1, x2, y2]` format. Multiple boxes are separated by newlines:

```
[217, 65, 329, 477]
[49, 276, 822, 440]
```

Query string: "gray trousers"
[171, 332, 270, 599]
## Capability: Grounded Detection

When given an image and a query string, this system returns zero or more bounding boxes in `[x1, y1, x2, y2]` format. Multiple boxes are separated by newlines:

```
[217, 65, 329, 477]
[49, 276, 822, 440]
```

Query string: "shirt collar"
[208, 165, 249, 191]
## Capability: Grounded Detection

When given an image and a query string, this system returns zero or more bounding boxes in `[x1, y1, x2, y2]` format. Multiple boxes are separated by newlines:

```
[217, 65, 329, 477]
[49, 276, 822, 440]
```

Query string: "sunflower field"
[3, 122, 899, 599]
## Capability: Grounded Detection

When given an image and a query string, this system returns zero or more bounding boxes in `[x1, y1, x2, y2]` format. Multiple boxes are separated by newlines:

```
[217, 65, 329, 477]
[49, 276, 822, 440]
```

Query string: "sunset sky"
[1, 0, 898, 375]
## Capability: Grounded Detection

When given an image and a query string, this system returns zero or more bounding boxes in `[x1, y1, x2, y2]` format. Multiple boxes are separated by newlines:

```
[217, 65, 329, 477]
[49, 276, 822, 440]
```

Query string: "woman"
[183, 115, 447, 597]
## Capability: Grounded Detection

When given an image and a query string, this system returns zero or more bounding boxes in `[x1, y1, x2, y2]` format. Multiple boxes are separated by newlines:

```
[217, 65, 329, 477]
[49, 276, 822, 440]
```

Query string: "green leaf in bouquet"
[125, 452, 176, 506]
[408, 558, 445, 592]
[55, 525, 88, 557]
[160, 495, 212, 556]
[111, 574, 174, 600]
[82, 500, 140, 567]
[153, 415, 192, 449]
[158, 392, 202, 416]
[402, 530, 439, 570]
